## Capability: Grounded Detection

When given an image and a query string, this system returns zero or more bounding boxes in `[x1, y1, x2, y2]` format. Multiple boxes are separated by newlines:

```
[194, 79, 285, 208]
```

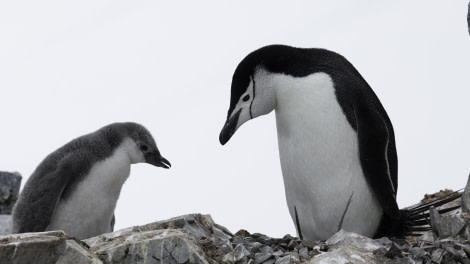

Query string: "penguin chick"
[219, 45, 459, 240]
[12, 122, 170, 239]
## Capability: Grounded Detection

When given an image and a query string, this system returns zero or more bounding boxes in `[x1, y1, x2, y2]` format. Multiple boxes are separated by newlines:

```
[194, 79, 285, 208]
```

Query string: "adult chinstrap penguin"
[12, 122, 170, 239]
[219, 44, 460, 240]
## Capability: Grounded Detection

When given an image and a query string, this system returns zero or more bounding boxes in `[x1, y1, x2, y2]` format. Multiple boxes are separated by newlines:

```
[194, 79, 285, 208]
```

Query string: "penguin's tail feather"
[398, 189, 462, 237]
[375, 189, 462, 238]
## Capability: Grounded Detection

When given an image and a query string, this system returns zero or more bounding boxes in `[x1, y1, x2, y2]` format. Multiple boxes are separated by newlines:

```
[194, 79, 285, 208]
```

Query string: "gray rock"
[325, 229, 382, 251]
[307, 246, 376, 264]
[298, 247, 309, 261]
[0, 171, 21, 214]
[384, 242, 403, 258]
[259, 245, 274, 254]
[0, 231, 101, 264]
[217, 241, 234, 256]
[233, 244, 250, 262]
[263, 260, 276, 264]
[0, 215, 12, 235]
[254, 252, 272, 263]
[272, 250, 284, 259]
[289, 251, 300, 263]
[89, 229, 208, 264]
[431, 248, 446, 263]
[274, 255, 290, 264]
[429, 206, 468, 239]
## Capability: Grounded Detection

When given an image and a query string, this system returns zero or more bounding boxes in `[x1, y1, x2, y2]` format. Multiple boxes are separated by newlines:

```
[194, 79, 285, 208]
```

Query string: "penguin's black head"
[126, 123, 171, 169]
[219, 45, 308, 145]
[219, 45, 347, 145]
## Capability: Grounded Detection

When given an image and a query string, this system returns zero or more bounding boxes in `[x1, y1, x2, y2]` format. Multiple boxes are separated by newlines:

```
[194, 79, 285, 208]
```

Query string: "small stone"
[246, 241, 263, 253]
[445, 246, 466, 259]
[290, 252, 300, 263]
[251, 233, 270, 241]
[254, 252, 272, 263]
[217, 241, 234, 256]
[298, 247, 309, 261]
[282, 234, 296, 240]
[372, 247, 388, 256]
[409, 247, 427, 259]
[384, 243, 403, 258]
[274, 255, 290, 264]
[286, 240, 298, 250]
[235, 229, 251, 238]
[233, 244, 251, 262]
[263, 260, 276, 264]
[326, 230, 382, 251]
[430, 206, 467, 238]
[272, 250, 284, 259]
[259, 246, 274, 254]
[431, 248, 446, 263]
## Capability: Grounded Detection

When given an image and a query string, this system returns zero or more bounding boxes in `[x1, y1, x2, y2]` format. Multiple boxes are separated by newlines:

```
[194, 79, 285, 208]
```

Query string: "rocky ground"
[1, 171, 470, 263]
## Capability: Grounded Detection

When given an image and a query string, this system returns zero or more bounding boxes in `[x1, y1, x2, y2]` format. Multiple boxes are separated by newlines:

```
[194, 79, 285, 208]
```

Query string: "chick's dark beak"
[147, 154, 171, 169]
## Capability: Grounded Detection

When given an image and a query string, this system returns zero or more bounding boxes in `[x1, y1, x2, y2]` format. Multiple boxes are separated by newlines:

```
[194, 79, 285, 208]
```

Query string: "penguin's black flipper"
[354, 105, 400, 220]
[12, 152, 90, 233]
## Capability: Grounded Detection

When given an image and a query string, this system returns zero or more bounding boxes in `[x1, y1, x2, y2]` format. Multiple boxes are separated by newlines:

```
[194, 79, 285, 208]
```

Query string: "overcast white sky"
[1, 1, 469, 238]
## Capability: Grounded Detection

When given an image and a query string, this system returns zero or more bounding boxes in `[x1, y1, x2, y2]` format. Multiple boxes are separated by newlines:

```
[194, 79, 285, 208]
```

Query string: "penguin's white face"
[123, 138, 146, 164]
[220, 67, 276, 144]
[121, 124, 171, 168]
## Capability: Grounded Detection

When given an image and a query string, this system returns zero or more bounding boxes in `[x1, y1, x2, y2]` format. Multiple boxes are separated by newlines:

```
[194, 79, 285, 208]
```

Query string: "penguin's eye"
[242, 95, 250, 102]
[140, 145, 148, 152]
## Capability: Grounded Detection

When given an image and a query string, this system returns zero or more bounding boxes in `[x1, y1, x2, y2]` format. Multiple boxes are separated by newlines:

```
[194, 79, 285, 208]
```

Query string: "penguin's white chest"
[47, 143, 133, 239]
[274, 72, 383, 240]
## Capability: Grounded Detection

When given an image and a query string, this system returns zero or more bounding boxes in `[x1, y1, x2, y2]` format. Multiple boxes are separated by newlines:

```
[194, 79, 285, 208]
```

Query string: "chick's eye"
[140, 145, 148, 152]
[242, 94, 250, 102]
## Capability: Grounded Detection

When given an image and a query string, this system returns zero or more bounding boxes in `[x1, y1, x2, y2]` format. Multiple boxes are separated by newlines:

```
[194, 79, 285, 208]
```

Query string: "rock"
[299, 247, 309, 261]
[234, 229, 251, 238]
[0, 231, 101, 264]
[431, 248, 446, 263]
[0, 171, 21, 214]
[307, 246, 376, 264]
[384, 242, 403, 258]
[254, 252, 272, 263]
[274, 255, 290, 264]
[429, 206, 468, 239]
[233, 244, 250, 263]
[0, 215, 12, 235]
[289, 251, 300, 263]
[89, 229, 208, 264]
[325, 229, 382, 251]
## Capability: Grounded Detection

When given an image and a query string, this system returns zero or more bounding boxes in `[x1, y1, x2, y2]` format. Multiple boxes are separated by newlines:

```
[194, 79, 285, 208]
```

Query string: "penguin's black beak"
[219, 109, 241, 145]
[147, 154, 171, 169]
